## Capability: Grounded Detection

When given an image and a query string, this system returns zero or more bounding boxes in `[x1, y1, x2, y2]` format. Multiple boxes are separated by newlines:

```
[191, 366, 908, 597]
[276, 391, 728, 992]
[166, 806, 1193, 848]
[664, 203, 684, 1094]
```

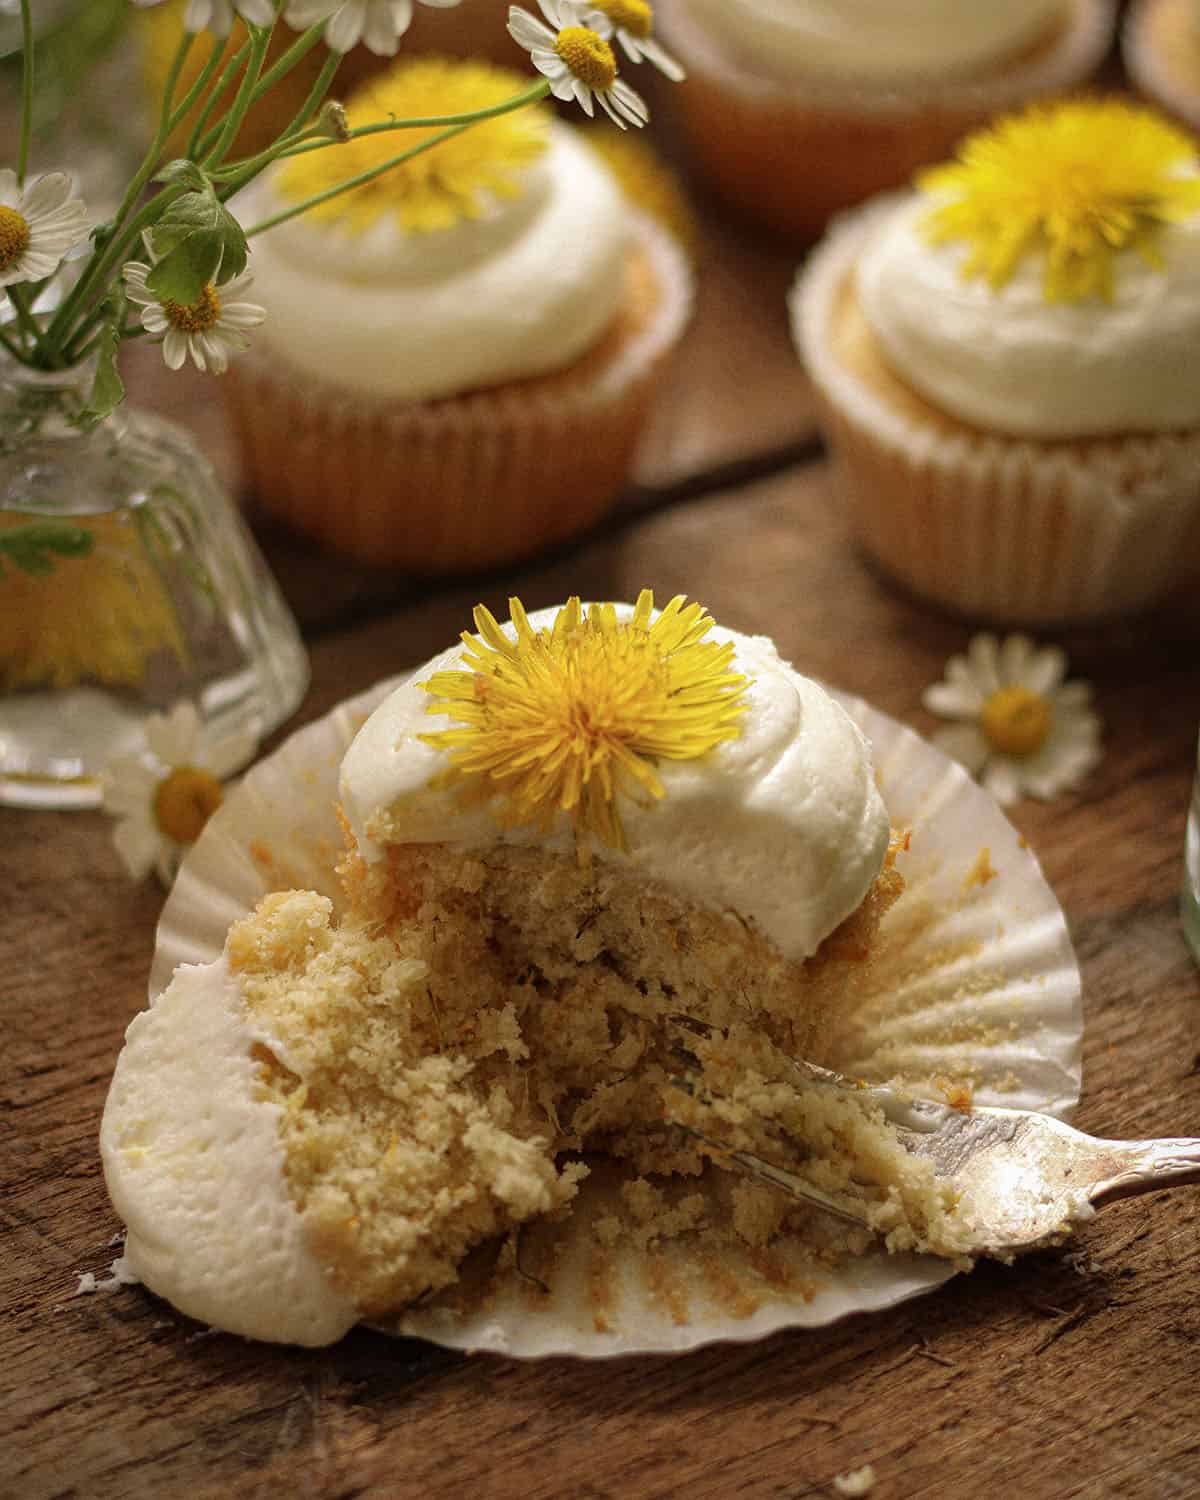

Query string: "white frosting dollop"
[101, 958, 357, 1347]
[685, 0, 1064, 82]
[240, 125, 629, 401]
[855, 191, 1200, 438]
[340, 607, 889, 962]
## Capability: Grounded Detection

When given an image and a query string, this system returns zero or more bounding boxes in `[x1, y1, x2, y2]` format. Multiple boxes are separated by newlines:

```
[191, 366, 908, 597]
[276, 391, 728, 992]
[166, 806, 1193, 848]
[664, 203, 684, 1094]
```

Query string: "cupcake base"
[223, 219, 693, 575]
[1123, 0, 1200, 134]
[657, 0, 1115, 242]
[792, 205, 1200, 627]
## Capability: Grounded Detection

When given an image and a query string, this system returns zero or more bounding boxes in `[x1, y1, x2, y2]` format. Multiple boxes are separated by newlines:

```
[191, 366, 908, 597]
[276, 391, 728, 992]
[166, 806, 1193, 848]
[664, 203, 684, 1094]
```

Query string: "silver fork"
[666, 1023, 1200, 1259]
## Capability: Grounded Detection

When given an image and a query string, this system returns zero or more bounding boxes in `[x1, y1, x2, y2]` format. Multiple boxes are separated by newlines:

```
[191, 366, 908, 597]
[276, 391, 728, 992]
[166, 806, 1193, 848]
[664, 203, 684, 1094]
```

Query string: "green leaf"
[154, 159, 209, 190]
[0, 522, 94, 580]
[145, 233, 224, 306]
[81, 295, 126, 427]
[148, 185, 248, 291]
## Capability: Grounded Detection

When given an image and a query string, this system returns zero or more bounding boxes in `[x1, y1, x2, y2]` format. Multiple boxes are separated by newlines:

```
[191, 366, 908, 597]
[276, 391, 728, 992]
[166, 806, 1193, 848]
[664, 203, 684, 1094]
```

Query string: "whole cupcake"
[791, 98, 1200, 626]
[1123, 0, 1200, 134]
[224, 57, 693, 574]
[656, 0, 1116, 241]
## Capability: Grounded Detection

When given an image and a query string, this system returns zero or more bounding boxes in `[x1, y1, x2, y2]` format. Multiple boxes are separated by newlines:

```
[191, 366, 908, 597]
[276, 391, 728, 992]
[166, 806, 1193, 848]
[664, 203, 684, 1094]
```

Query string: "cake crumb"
[833, 1465, 876, 1496]
[963, 848, 997, 891]
[75, 1258, 141, 1296]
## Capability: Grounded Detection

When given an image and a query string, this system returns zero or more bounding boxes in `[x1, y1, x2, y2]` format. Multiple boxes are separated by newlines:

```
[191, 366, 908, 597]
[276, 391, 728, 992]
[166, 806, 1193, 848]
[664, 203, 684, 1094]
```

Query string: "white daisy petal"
[101, 758, 161, 817]
[980, 759, 1023, 807]
[325, 0, 367, 52]
[113, 815, 165, 882]
[930, 724, 991, 775]
[921, 681, 982, 718]
[508, 9, 556, 49]
[967, 634, 1001, 695]
[0, 168, 18, 209]
[0, 171, 89, 287]
[1024, 644, 1067, 697]
[633, 33, 685, 82]
[146, 702, 201, 767]
[204, 730, 259, 781]
[997, 632, 1034, 687]
[1054, 681, 1093, 710]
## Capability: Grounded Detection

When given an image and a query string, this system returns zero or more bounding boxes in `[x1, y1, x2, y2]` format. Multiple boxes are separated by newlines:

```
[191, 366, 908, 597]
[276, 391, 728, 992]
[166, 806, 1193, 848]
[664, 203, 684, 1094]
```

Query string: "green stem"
[17, 0, 33, 186]
[233, 79, 552, 220]
[186, 41, 253, 161]
[164, 31, 232, 139]
[5, 285, 43, 350]
[0, 324, 27, 361]
[202, 27, 272, 169]
[246, 21, 326, 103]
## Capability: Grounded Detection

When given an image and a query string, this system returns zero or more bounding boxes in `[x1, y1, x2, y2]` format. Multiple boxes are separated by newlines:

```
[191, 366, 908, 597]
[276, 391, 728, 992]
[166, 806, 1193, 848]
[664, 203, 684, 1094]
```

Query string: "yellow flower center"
[0, 205, 31, 271]
[153, 766, 224, 844]
[555, 26, 618, 91]
[161, 283, 221, 334]
[591, 0, 653, 38]
[919, 98, 1200, 303]
[420, 591, 750, 853]
[980, 686, 1052, 758]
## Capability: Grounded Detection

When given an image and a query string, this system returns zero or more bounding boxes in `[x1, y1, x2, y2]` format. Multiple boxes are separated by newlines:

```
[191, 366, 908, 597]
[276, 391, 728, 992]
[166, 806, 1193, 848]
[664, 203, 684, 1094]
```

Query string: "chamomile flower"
[284, 0, 461, 56]
[922, 634, 1101, 806]
[586, 0, 683, 81]
[122, 262, 265, 375]
[101, 702, 257, 885]
[0, 170, 89, 289]
[131, 0, 276, 38]
[507, 1, 649, 129]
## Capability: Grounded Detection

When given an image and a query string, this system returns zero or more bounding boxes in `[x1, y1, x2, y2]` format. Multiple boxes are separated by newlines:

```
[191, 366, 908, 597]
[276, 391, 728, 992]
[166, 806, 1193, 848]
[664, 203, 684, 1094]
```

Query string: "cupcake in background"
[1123, 0, 1200, 133]
[656, 0, 1116, 241]
[224, 57, 694, 574]
[791, 97, 1200, 626]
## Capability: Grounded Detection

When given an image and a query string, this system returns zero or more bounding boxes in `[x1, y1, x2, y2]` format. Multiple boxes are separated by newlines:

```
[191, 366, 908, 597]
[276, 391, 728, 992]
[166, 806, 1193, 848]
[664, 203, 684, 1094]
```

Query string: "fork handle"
[1089, 1137, 1200, 1208]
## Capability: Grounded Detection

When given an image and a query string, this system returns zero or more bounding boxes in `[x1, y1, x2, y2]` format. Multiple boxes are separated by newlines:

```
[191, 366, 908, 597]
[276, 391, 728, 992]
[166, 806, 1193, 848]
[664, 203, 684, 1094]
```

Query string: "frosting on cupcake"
[684, 0, 1065, 83]
[854, 100, 1200, 438]
[101, 957, 357, 1346]
[340, 599, 890, 963]
[855, 190, 1200, 438]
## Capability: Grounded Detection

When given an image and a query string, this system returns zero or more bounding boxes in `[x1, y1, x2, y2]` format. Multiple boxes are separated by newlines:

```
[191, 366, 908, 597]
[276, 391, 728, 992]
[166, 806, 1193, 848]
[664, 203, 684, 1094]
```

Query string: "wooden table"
[7, 69, 1200, 1500]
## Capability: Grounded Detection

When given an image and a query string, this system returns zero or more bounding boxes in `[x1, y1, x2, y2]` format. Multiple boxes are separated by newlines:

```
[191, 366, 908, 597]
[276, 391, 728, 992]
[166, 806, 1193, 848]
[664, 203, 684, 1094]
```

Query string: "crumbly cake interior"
[225, 838, 975, 1322]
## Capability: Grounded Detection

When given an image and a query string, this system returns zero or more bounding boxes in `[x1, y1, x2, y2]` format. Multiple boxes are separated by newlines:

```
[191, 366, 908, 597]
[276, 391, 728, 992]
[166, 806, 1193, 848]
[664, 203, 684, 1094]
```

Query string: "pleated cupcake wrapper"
[1122, 0, 1200, 134]
[153, 679, 1082, 1358]
[793, 204, 1200, 626]
[656, 0, 1114, 239]
[223, 217, 694, 575]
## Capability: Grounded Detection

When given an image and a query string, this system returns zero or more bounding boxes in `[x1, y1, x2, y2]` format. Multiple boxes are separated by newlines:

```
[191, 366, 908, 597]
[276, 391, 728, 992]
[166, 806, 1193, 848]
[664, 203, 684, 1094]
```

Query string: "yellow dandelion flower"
[277, 58, 551, 236]
[419, 591, 751, 853]
[919, 97, 1200, 303]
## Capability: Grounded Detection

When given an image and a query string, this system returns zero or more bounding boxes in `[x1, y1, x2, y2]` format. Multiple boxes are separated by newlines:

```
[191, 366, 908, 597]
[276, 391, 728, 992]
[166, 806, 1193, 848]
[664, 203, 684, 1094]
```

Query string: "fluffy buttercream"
[854, 191, 1200, 438]
[100, 957, 358, 1346]
[240, 126, 629, 401]
[340, 606, 890, 963]
[684, 0, 1065, 82]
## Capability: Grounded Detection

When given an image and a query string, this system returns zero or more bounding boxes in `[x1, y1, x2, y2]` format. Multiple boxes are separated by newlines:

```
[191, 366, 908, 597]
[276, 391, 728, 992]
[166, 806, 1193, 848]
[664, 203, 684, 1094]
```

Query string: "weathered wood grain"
[6, 458, 1200, 1500]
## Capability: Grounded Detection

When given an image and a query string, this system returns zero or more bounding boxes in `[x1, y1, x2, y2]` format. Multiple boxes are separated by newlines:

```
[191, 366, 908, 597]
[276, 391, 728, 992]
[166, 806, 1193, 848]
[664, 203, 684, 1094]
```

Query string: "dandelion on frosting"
[102, 702, 258, 884]
[123, 262, 266, 375]
[420, 592, 750, 852]
[920, 98, 1200, 304]
[0, 170, 89, 288]
[922, 634, 1101, 807]
[283, 0, 462, 57]
[508, 0, 649, 129]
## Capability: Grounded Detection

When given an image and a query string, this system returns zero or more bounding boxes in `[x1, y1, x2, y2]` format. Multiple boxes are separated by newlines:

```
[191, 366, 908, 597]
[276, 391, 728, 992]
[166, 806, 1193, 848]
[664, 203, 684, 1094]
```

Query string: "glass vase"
[0, 354, 309, 808]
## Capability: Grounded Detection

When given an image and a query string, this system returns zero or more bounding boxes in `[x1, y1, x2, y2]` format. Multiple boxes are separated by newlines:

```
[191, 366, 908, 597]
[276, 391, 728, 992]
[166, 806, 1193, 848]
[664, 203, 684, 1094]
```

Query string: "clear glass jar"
[0, 354, 309, 808]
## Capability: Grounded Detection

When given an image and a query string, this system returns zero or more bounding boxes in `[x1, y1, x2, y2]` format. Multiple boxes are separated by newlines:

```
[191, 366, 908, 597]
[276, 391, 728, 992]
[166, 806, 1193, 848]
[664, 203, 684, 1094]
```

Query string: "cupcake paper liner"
[657, 0, 1115, 240]
[1123, 0, 1200, 134]
[223, 217, 694, 575]
[792, 203, 1200, 626]
[152, 677, 1082, 1358]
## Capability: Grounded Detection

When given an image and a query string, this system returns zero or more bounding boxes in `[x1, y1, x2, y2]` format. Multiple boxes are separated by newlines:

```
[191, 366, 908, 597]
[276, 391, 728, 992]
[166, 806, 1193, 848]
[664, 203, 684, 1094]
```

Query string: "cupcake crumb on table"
[224, 58, 694, 575]
[791, 97, 1200, 626]
[655, 0, 1115, 242]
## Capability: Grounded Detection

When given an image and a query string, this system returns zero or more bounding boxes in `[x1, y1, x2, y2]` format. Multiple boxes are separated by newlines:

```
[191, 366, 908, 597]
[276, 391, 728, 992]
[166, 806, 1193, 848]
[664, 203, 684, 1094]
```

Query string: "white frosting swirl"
[101, 958, 357, 1347]
[340, 606, 890, 962]
[685, 0, 1064, 82]
[241, 126, 629, 401]
[855, 191, 1200, 438]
